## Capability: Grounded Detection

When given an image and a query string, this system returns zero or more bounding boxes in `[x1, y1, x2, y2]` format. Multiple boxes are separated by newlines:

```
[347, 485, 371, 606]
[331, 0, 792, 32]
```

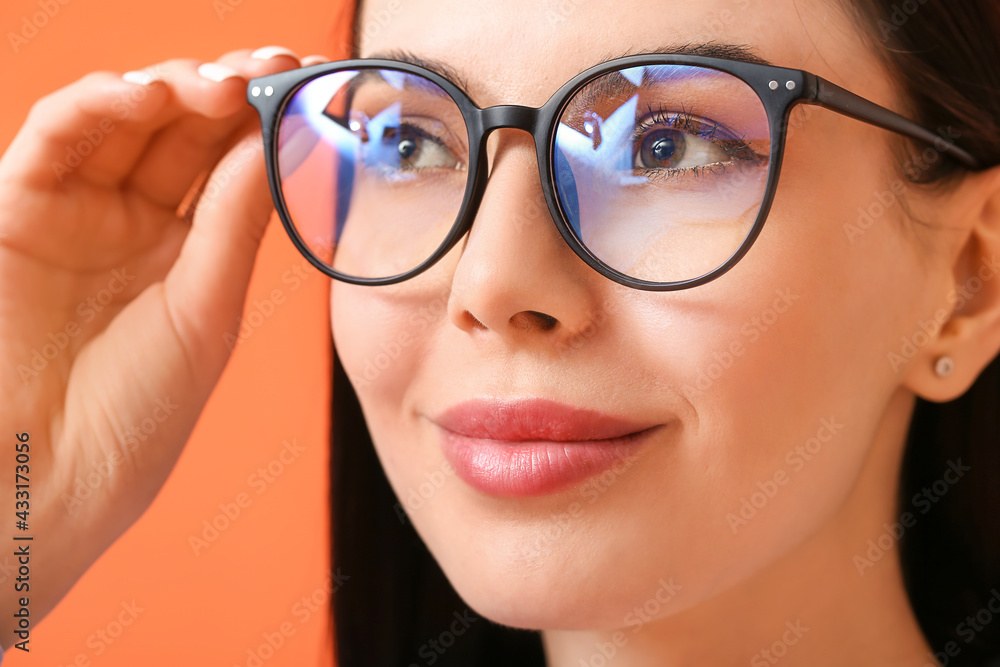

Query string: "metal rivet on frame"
[786, 80, 797, 91]
[264, 85, 274, 96]
[768, 80, 779, 91]
[251, 85, 261, 97]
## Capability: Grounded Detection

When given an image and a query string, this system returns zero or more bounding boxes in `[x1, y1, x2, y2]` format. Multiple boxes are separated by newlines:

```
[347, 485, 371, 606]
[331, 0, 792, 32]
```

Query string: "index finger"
[0, 61, 248, 191]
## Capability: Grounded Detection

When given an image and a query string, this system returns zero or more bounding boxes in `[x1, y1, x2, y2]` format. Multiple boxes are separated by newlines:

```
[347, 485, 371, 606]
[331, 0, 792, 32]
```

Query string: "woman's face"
[331, 0, 952, 631]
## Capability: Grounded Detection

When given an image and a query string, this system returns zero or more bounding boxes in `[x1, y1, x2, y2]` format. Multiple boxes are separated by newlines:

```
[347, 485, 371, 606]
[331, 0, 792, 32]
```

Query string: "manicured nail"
[300, 54, 330, 66]
[197, 62, 242, 83]
[251, 46, 299, 60]
[122, 70, 159, 85]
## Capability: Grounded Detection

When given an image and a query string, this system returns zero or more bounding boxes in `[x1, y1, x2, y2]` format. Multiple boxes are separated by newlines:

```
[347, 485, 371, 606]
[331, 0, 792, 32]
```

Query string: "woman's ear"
[902, 166, 1000, 402]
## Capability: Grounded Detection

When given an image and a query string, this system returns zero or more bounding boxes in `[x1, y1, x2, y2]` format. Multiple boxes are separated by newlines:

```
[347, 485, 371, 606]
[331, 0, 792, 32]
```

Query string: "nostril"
[510, 311, 558, 332]
[532, 312, 558, 331]
[465, 312, 488, 330]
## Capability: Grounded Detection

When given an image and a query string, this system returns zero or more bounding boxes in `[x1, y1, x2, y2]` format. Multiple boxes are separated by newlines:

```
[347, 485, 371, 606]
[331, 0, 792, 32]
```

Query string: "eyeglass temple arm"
[802, 75, 980, 170]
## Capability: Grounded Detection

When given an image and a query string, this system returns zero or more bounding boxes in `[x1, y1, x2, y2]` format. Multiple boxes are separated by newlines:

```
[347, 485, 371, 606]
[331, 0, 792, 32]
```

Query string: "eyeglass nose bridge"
[470, 104, 548, 187]
[463, 103, 562, 224]
[477, 105, 543, 138]
[456, 102, 571, 264]
[463, 103, 551, 209]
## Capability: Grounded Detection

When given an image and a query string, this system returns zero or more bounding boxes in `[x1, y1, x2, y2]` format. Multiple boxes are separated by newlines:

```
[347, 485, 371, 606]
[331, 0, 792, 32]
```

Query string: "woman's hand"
[0, 46, 309, 647]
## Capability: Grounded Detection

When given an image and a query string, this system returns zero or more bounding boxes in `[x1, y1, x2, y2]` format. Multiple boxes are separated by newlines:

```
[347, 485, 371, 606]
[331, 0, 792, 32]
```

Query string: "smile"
[431, 398, 662, 497]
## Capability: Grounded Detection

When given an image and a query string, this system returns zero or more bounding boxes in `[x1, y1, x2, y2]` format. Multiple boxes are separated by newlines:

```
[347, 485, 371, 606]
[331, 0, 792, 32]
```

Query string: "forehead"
[357, 0, 876, 107]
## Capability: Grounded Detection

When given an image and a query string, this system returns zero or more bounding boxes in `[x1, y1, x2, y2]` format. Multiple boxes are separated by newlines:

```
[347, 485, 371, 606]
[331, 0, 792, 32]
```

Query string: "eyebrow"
[609, 42, 772, 67]
[366, 49, 475, 94]
[365, 43, 773, 102]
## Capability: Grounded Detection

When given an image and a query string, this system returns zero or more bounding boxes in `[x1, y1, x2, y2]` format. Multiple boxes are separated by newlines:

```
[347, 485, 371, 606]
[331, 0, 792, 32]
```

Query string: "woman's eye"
[632, 124, 731, 172]
[385, 130, 458, 170]
[364, 124, 463, 174]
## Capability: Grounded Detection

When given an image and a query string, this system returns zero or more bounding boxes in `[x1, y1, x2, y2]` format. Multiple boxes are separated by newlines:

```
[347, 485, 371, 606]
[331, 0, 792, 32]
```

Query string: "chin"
[445, 564, 689, 633]
[447, 575, 615, 631]
[412, 514, 687, 632]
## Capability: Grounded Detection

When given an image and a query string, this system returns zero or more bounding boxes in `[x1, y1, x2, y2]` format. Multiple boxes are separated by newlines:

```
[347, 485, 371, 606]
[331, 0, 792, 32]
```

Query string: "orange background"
[0, 0, 352, 664]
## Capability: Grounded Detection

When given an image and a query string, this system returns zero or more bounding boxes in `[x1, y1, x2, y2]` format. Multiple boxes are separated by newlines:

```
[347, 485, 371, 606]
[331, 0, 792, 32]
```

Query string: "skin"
[0, 48, 315, 648]
[330, 1, 1000, 665]
[1, 0, 999, 664]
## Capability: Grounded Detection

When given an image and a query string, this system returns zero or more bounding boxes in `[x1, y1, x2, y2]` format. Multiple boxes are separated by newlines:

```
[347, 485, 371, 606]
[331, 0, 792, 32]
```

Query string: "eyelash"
[355, 117, 465, 174]
[631, 104, 767, 179]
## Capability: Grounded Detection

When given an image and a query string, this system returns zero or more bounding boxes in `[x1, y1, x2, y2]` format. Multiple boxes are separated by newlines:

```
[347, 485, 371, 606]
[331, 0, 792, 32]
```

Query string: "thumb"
[163, 125, 278, 381]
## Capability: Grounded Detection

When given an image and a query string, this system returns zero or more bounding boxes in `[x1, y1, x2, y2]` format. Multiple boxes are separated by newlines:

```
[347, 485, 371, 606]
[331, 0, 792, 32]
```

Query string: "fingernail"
[300, 54, 330, 66]
[251, 46, 299, 61]
[122, 70, 159, 85]
[197, 62, 242, 83]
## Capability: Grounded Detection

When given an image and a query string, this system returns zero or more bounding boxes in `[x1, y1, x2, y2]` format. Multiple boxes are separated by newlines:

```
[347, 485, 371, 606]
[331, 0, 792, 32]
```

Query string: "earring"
[934, 356, 954, 378]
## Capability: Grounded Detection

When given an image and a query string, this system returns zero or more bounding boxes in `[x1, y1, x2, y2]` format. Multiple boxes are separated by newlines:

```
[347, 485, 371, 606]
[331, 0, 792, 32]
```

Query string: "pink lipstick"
[433, 398, 658, 498]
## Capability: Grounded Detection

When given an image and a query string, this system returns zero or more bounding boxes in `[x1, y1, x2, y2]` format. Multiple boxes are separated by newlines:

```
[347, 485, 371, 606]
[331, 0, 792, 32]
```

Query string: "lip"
[432, 398, 660, 498]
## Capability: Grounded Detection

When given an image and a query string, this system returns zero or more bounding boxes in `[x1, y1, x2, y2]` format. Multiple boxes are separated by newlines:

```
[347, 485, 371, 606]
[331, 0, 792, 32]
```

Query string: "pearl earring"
[934, 356, 954, 378]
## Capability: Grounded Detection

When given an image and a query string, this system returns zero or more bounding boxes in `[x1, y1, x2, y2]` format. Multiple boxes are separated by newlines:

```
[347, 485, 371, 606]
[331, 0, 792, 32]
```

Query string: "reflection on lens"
[277, 68, 470, 280]
[554, 64, 771, 283]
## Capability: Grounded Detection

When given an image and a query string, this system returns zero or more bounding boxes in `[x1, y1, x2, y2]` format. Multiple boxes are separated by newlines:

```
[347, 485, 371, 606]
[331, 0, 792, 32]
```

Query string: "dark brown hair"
[330, 2, 1000, 665]
[844, 2, 1000, 664]
[844, 1, 1000, 183]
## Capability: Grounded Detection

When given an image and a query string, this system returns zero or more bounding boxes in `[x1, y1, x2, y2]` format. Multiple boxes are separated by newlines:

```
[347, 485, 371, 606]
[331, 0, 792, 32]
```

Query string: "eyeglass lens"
[276, 65, 772, 284]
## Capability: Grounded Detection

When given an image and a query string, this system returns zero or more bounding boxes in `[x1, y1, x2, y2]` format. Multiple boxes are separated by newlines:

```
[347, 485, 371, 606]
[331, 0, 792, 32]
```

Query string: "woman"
[2, 0, 999, 665]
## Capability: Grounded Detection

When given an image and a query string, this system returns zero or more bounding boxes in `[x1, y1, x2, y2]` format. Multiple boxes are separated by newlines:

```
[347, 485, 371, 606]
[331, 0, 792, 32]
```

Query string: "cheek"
[583, 116, 932, 609]
[330, 279, 424, 495]
[329, 264, 456, 468]
[331, 281, 431, 401]
[330, 239, 464, 390]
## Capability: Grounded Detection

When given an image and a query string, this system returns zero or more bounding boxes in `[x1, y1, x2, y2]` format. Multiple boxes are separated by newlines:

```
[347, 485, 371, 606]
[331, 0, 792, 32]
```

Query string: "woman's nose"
[446, 129, 607, 347]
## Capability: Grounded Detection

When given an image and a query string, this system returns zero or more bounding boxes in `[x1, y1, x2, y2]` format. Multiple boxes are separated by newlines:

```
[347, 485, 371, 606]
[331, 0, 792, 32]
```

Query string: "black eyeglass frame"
[247, 54, 980, 291]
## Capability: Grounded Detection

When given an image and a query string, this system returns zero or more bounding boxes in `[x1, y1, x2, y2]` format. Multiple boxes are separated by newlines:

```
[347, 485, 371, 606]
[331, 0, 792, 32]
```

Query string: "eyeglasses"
[247, 54, 978, 291]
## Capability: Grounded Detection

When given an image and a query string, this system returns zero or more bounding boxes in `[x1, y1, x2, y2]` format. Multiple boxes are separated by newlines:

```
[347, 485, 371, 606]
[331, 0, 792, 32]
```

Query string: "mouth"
[430, 398, 662, 498]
